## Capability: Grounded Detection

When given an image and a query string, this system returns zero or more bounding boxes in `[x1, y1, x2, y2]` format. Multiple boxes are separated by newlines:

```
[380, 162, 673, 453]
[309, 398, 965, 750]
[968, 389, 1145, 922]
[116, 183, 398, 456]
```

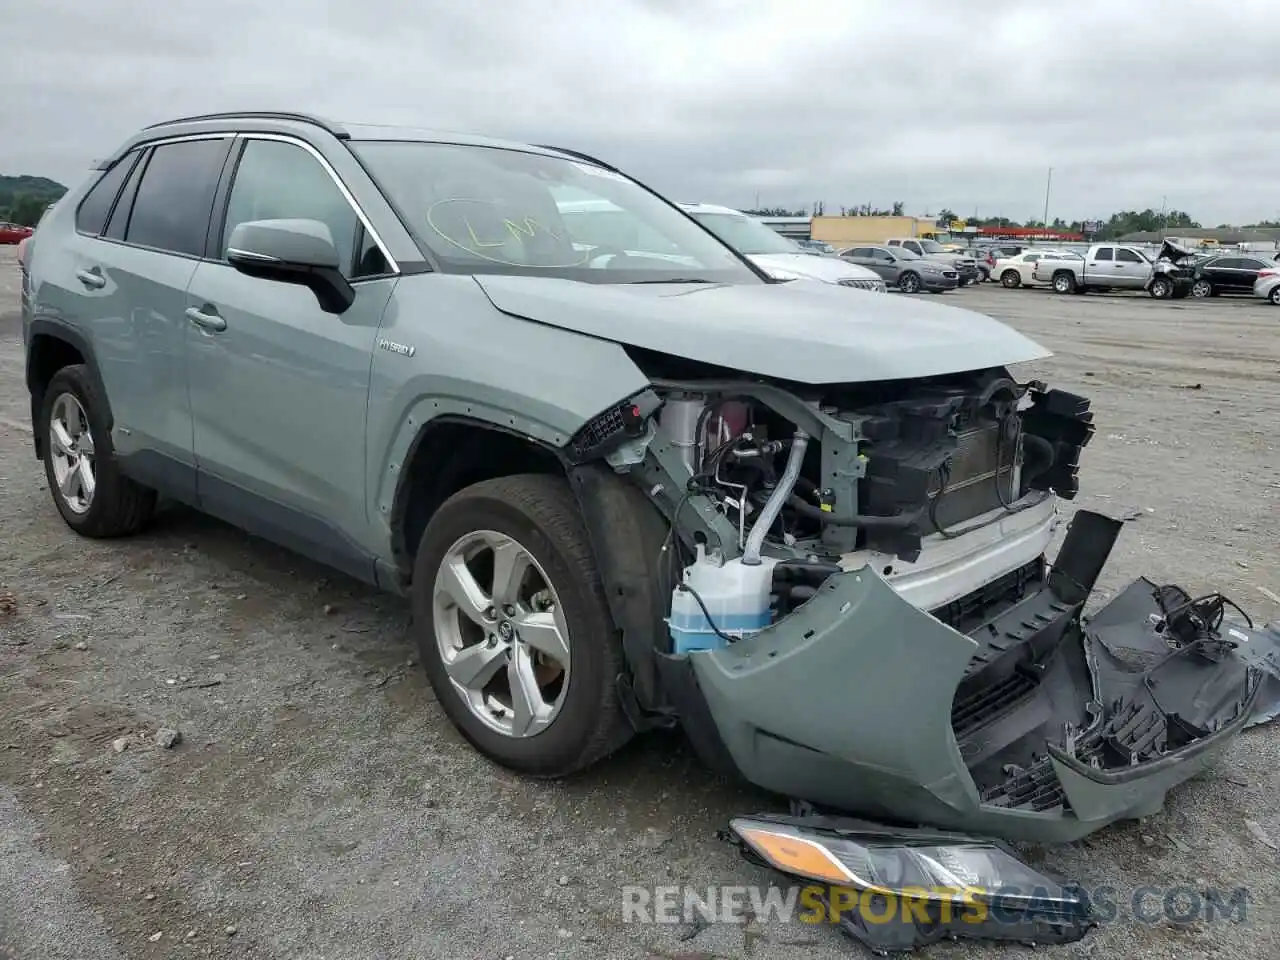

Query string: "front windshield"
[350, 141, 759, 284]
[893, 247, 922, 260]
[918, 239, 946, 254]
[687, 211, 801, 255]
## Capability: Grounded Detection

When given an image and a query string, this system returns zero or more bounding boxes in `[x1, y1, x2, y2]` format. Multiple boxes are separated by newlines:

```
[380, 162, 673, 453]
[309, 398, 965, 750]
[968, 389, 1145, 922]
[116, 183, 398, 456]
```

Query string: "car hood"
[747, 252, 881, 283]
[470, 275, 1050, 384]
[1157, 238, 1197, 262]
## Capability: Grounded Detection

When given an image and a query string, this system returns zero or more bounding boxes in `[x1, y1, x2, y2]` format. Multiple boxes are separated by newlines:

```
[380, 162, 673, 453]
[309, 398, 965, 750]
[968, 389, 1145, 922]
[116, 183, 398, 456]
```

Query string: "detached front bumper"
[669, 511, 1280, 845]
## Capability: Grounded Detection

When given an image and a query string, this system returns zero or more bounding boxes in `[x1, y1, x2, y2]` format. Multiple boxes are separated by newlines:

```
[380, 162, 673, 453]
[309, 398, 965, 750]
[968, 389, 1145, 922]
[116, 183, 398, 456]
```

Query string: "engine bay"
[602, 363, 1095, 653]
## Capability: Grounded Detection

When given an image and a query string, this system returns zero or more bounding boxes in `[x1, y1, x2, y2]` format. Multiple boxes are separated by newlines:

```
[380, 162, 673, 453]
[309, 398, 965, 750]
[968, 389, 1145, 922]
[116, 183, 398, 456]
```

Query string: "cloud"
[6, 0, 1280, 224]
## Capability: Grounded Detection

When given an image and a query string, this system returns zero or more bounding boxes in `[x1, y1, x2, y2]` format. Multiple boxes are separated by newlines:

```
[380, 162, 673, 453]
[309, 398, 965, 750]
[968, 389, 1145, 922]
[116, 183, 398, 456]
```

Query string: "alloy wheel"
[48, 393, 96, 515]
[432, 529, 571, 738]
[1191, 280, 1212, 298]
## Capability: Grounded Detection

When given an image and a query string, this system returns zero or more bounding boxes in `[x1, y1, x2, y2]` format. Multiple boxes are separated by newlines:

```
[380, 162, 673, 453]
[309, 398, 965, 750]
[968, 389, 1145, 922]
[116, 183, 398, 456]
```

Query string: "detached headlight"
[729, 816, 1093, 952]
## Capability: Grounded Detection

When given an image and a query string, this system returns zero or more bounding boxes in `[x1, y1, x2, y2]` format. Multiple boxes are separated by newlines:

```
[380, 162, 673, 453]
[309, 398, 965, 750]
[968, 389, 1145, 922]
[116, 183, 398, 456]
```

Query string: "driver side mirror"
[226, 218, 355, 314]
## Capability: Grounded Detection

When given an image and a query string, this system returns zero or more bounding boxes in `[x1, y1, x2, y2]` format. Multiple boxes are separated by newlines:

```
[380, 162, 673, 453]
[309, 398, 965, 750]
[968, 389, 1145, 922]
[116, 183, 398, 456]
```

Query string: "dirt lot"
[2, 246, 1279, 960]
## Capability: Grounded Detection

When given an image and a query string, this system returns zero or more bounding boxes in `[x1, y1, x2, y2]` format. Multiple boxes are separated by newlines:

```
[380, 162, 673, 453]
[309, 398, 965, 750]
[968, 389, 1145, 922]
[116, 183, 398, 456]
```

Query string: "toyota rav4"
[21, 115, 1280, 879]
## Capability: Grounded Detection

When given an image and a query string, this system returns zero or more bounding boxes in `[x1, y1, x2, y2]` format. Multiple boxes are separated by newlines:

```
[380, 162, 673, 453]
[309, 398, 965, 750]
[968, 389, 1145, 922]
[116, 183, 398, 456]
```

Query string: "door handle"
[75, 268, 106, 289]
[185, 306, 227, 332]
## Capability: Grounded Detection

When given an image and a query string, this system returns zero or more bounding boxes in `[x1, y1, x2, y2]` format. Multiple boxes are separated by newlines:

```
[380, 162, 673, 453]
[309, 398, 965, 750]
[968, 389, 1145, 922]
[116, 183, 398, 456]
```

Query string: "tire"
[1270, 286, 1280, 305]
[1052, 272, 1076, 294]
[1001, 270, 1022, 289]
[40, 364, 156, 537]
[898, 272, 921, 294]
[410, 474, 631, 778]
[1191, 279, 1212, 298]
[1149, 277, 1173, 299]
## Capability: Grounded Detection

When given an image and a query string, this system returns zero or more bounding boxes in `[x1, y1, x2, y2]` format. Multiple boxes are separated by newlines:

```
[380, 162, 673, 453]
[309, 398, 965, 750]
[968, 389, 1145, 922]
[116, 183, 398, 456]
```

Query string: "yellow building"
[809, 215, 940, 247]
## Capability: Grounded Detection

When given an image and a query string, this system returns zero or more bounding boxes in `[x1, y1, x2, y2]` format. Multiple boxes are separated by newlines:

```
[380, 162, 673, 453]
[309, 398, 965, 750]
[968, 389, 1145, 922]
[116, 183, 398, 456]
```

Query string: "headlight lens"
[729, 816, 1091, 922]
[730, 816, 1095, 952]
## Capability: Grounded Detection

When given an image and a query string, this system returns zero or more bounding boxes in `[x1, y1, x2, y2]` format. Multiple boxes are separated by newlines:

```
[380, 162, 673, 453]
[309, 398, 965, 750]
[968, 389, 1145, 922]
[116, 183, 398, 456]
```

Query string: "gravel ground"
[2, 246, 1279, 960]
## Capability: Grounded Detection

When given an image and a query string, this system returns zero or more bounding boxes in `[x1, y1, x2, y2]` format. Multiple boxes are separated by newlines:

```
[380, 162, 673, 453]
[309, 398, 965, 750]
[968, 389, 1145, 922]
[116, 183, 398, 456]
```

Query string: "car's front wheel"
[1149, 277, 1173, 299]
[1270, 286, 1280, 305]
[40, 365, 156, 537]
[411, 474, 631, 777]
[898, 272, 921, 294]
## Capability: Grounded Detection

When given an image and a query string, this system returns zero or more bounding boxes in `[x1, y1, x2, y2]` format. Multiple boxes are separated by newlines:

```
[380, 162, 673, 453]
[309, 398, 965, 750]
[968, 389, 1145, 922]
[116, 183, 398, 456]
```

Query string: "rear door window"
[74, 151, 141, 236]
[124, 137, 233, 257]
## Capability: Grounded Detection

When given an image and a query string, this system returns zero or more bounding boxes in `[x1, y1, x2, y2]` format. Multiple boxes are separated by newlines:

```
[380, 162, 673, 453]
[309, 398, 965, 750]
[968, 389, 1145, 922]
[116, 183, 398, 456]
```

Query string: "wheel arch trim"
[25, 318, 111, 460]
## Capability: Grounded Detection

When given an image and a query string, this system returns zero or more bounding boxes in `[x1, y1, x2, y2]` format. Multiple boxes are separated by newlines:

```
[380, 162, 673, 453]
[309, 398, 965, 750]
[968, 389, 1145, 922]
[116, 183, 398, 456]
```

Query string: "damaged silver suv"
[22, 114, 1280, 879]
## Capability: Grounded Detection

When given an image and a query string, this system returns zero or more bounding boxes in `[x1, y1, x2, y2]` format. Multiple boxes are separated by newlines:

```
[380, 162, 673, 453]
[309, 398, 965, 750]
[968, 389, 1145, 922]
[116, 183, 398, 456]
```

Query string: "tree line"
[741, 203, 1279, 241]
[1, 175, 67, 226]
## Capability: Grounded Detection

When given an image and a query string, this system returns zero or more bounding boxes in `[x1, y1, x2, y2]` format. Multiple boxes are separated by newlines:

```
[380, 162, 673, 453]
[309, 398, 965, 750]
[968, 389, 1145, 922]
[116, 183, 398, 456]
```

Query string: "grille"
[942, 270, 958, 279]
[838, 278, 886, 292]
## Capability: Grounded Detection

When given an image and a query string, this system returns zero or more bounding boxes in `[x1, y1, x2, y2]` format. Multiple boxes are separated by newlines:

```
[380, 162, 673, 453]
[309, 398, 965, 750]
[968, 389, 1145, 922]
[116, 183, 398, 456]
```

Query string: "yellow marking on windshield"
[426, 197, 592, 268]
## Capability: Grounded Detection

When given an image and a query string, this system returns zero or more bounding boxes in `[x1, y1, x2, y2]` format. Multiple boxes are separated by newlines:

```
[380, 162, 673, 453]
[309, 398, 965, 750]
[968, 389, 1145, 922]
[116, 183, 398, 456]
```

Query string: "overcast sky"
[6, 0, 1280, 226]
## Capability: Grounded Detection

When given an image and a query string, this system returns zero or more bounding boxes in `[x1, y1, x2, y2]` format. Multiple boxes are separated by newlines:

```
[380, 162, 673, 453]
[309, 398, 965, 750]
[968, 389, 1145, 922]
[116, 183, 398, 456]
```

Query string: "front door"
[1113, 247, 1150, 288]
[184, 136, 397, 579]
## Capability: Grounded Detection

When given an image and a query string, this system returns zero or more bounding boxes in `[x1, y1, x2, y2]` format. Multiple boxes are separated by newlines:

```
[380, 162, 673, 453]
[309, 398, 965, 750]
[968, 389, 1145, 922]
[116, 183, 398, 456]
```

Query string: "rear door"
[1086, 245, 1114, 283]
[1234, 257, 1267, 293]
[183, 135, 397, 578]
[59, 136, 234, 498]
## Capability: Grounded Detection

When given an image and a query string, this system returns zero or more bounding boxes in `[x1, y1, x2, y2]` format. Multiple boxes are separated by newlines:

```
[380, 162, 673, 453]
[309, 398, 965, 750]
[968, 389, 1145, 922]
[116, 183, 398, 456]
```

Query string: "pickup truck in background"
[1031, 243, 1157, 295]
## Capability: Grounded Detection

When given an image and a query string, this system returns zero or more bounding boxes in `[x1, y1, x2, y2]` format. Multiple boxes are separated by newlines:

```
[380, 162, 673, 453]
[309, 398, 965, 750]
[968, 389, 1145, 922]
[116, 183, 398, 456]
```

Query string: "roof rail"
[142, 111, 350, 139]
[532, 144, 619, 172]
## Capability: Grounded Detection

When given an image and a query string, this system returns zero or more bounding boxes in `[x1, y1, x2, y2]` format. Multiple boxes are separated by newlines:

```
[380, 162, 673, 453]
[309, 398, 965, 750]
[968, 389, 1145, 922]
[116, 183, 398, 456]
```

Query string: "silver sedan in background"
[1255, 264, 1280, 305]
[838, 244, 960, 293]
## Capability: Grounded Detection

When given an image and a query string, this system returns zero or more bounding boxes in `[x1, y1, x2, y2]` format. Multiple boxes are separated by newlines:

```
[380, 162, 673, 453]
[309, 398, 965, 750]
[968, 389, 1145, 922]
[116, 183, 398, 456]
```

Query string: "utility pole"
[1042, 167, 1053, 239]
[1160, 196, 1167, 239]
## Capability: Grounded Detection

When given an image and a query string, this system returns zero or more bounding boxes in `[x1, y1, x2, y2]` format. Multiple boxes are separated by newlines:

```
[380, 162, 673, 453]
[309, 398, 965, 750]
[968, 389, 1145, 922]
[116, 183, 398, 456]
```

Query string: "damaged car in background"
[23, 113, 1280, 955]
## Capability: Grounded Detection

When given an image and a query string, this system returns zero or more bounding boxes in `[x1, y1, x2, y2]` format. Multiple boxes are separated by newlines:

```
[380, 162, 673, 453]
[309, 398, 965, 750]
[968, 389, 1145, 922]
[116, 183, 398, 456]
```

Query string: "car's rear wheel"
[1001, 270, 1022, 288]
[1052, 272, 1076, 294]
[1191, 279, 1212, 298]
[411, 474, 631, 777]
[40, 365, 156, 537]
[1270, 286, 1280, 305]
[898, 272, 921, 294]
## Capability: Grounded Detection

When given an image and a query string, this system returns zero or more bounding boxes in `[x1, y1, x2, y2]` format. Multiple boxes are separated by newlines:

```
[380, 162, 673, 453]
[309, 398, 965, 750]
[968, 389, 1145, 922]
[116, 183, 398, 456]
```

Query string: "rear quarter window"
[74, 152, 140, 236]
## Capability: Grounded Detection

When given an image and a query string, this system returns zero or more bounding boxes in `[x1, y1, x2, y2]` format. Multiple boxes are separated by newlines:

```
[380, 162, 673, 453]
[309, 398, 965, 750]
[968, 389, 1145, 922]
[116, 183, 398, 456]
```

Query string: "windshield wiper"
[626, 277, 714, 284]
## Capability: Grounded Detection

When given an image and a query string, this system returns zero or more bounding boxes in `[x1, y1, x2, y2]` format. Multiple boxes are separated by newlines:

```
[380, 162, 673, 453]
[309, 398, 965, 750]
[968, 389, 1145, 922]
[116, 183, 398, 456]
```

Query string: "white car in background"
[679, 202, 887, 292]
[993, 249, 1078, 288]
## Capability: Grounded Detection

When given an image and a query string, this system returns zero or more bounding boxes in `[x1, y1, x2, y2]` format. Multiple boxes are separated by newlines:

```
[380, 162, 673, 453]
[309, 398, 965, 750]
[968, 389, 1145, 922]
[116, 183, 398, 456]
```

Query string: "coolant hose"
[742, 430, 809, 565]
[787, 495, 921, 529]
